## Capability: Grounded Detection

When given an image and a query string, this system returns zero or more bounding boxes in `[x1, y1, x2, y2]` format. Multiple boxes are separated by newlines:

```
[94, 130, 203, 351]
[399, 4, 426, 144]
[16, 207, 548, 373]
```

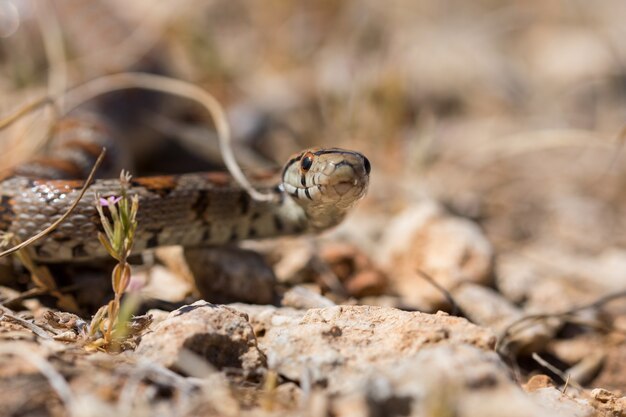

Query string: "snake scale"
[0, 2, 369, 263]
[0, 117, 370, 262]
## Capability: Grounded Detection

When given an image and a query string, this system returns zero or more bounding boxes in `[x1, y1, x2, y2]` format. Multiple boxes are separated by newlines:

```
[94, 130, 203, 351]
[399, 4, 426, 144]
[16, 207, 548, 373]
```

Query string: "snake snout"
[279, 147, 370, 231]
[331, 154, 369, 192]
[334, 180, 355, 196]
[363, 156, 371, 175]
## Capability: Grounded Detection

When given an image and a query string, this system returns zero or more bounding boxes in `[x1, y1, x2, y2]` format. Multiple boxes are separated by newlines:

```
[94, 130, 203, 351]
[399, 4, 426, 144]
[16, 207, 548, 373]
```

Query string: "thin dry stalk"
[497, 289, 626, 355]
[0, 307, 53, 340]
[532, 352, 583, 392]
[415, 269, 461, 316]
[34, 0, 67, 108]
[0, 72, 271, 203]
[0, 97, 54, 131]
[60, 72, 278, 202]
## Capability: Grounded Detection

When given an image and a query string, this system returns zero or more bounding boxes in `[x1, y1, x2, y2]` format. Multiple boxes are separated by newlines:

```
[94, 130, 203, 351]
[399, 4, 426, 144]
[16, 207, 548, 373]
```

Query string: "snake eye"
[363, 157, 371, 175]
[300, 153, 314, 171]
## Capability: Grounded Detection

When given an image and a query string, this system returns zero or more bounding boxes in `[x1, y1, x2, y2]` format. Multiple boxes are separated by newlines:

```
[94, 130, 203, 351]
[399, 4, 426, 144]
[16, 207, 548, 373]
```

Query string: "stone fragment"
[527, 387, 595, 417]
[134, 264, 193, 302]
[379, 201, 493, 311]
[183, 247, 276, 304]
[331, 345, 567, 417]
[496, 248, 626, 313]
[227, 303, 305, 341]
[267, 239, 317, 284]
[249, 305, 495, 388]
[135, 301, 266, 377]
[524, 374, 556, 392]
[590, 388, 626, 416]
[256, 239, 388, 298]
[588, 342, 626, 392]
[281, 286, 336, 309]
[566, 352, 606, 385]
[319, 242, 388, 297]
[452, 283, 558, 354]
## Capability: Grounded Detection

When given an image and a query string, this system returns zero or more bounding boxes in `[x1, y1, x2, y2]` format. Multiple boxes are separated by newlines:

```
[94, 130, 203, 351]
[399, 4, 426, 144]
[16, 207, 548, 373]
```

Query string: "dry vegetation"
[2, 1, 626, 416]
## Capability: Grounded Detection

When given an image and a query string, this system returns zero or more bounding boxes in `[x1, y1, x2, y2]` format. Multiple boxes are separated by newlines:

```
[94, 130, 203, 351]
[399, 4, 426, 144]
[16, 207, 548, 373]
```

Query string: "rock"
[134, 264, 193, 302]
[357, 295, 404, 308]
[249, 305, 495, 388]
[266, 239, 317, 284]
[587, 339, 626, 391]
[331, 345, 566, 417]
[319, 242, 389, 297]
[379, 201, 493, 311]
[590, 388, 626, 416]
[144, 308, 170, 326]
[343, 270, 388, 298]
[452, 283, 558, 355]
[524, 374, 556, 392]
[227, 303, 306, 342]
[493, 253, 539, 305]
[527, 387, 595, 417]
[548, 335, 604, 365]
[183, 247, 277, 304]
[566, 352, 606, 386]
[135, 301, 266, 378]
[281, 286, 336, 309]
[496, 247, 626, 314]
[255, 239, 389, 298]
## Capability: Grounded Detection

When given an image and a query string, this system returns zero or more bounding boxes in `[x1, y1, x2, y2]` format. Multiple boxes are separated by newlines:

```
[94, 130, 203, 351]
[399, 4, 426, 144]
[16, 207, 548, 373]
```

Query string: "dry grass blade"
[496, 289, 626, 354]
[0, 71, 272, 202]
[34, 0, 67, 107]
[0, 307, 53, 340]
[60, 72, 278, 202]
[0, 73, 274, 202]
[0, 97, 55, 131]
[599, 123, 626, 178]
[532, 353, 583, 392]
[0, 148, 106, 259]
[415, 269, 460, 316]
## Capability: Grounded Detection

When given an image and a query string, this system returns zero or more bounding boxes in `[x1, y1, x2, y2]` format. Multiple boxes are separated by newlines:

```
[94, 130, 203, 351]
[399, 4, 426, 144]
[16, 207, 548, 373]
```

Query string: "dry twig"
[1, 72, 274, 203]
[532, 352, 583, 392]
[60, 72, 278, 202]
[415, 269, 461, 316]
[0, 306, 53, 340]
[497, 289, 626, 354]
[34, 0, 67, 107]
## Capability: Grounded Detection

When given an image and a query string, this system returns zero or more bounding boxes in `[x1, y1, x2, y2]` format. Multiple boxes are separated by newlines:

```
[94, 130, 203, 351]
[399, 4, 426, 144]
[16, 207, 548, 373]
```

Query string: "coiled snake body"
[0, 118, 370, 262]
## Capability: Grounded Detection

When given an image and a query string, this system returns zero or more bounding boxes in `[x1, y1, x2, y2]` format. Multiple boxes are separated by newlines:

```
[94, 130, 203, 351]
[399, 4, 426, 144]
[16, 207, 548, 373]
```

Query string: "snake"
[0, 117, 370, 262]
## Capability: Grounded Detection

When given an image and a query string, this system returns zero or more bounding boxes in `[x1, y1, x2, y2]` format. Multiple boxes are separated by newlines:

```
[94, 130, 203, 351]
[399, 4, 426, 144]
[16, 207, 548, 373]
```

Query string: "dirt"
[2, 1, 626, 416]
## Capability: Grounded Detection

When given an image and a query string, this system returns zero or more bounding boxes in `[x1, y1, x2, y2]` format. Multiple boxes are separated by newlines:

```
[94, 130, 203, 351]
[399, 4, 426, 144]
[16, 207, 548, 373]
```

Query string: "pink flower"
[99, 195, 122, 207]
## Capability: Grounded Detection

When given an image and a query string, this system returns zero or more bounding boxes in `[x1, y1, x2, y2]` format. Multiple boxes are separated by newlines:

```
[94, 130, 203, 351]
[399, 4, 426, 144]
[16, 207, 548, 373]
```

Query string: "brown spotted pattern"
[0, 119, 370, 262]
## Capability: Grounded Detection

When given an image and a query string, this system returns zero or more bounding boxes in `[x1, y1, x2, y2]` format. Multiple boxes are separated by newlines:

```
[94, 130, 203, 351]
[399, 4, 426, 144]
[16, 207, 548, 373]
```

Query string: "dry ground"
[2, 1, 626, 416]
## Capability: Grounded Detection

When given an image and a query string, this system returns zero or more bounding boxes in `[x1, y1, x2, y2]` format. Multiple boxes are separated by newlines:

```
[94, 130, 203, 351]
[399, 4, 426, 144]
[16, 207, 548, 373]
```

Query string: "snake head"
[281, 148, 370, 231]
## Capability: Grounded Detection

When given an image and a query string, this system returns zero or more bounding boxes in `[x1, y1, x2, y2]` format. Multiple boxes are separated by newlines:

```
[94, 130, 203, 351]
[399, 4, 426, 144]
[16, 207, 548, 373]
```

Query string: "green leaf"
[98, 233, 119, 260]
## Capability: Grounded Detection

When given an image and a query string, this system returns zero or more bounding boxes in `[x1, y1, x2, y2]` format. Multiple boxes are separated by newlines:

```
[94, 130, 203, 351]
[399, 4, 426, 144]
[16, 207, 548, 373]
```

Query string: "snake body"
[0, 118, 370, 262]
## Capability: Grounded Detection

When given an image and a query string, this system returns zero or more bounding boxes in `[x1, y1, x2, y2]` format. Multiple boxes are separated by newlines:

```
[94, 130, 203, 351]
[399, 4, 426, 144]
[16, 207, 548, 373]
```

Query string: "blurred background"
[2, 0, 626, 390]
